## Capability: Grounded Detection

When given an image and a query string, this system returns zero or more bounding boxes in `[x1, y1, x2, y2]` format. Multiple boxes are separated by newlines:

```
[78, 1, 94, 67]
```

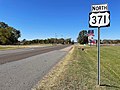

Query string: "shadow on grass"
[100, 84, 120, 89]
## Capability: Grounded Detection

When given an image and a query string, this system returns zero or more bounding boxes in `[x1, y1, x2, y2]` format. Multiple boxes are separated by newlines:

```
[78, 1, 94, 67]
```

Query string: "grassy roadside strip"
[32, 45, 120, 90]
[32, 46, 75, 90]
[0, 44, 52, 50]
[0, 46, 23, 50]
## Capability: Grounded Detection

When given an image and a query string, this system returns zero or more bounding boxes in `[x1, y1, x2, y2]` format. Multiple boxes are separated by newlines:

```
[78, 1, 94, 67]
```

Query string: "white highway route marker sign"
[89, 11, 110, 27]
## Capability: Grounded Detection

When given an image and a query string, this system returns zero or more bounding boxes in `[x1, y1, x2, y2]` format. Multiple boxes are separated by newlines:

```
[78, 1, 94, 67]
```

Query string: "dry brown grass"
[32, 46, 74, 90]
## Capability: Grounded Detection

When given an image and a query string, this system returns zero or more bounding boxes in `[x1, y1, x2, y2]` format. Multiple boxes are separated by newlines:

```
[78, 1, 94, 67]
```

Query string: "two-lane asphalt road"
[0, 45, 70, 65]
[0, 45, 72, 90]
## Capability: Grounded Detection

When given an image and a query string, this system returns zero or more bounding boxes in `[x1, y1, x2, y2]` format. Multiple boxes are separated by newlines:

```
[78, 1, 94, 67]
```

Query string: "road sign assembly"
[89, 4, 110, 86]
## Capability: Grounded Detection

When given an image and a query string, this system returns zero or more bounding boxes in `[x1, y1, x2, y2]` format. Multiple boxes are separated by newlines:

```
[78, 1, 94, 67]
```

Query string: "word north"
[92, 4, 108, 12]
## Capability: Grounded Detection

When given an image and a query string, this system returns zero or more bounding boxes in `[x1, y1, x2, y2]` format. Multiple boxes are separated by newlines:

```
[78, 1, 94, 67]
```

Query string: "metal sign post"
[89, 4, 110, 86]
[98, 27, 100, 85]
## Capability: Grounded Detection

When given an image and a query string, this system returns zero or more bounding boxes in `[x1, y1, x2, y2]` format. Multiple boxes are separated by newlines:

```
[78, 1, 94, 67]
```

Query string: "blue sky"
[0, 0, 120, 41]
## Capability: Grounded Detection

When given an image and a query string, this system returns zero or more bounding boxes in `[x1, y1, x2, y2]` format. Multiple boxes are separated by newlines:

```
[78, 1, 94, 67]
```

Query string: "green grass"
[34, 45, 120, 90]
[70, 46, 120, 90]
[0, 44, 53, 50]
[0, 46, 20, 50]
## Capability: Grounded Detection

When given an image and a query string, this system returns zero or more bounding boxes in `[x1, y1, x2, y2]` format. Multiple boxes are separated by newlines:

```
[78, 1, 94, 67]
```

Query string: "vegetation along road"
[33, 45, 120, 90]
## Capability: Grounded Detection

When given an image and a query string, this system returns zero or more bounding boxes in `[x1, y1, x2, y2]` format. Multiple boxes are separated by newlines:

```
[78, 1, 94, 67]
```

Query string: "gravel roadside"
[0, 46, 72, 90]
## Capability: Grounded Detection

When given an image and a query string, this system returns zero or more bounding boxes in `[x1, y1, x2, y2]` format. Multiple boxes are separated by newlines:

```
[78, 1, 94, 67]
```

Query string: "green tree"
[65, 38, 71, 44]
[77, 30, 88, 44]
[0, 22, 21, 45]
[71, 40, 74, 44]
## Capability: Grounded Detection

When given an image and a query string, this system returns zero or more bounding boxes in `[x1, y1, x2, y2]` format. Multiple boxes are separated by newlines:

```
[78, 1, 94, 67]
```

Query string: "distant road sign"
[88, 30, 94, 36]
[92, 4, 108, 12]
[89, 11, 110, 27]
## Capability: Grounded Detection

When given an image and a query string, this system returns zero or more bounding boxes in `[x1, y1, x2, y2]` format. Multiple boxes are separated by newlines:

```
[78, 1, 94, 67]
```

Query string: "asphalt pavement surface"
[0, 45, 70, 65]
[0, 45, 72, 90]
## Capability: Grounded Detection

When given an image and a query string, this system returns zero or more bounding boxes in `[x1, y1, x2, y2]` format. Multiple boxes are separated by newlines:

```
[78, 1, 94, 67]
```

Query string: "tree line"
[102, 39, 120, 44]
[77, 30, 120, 44]
[0, 22, 74, 45]
[0, 22, 119, 45]
[21, 38, 74, 45]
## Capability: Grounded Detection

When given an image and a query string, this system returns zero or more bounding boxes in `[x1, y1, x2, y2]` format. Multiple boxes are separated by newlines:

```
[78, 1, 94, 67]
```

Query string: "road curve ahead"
[0, 45, 70, 65]
[0, 45, 72, 90]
